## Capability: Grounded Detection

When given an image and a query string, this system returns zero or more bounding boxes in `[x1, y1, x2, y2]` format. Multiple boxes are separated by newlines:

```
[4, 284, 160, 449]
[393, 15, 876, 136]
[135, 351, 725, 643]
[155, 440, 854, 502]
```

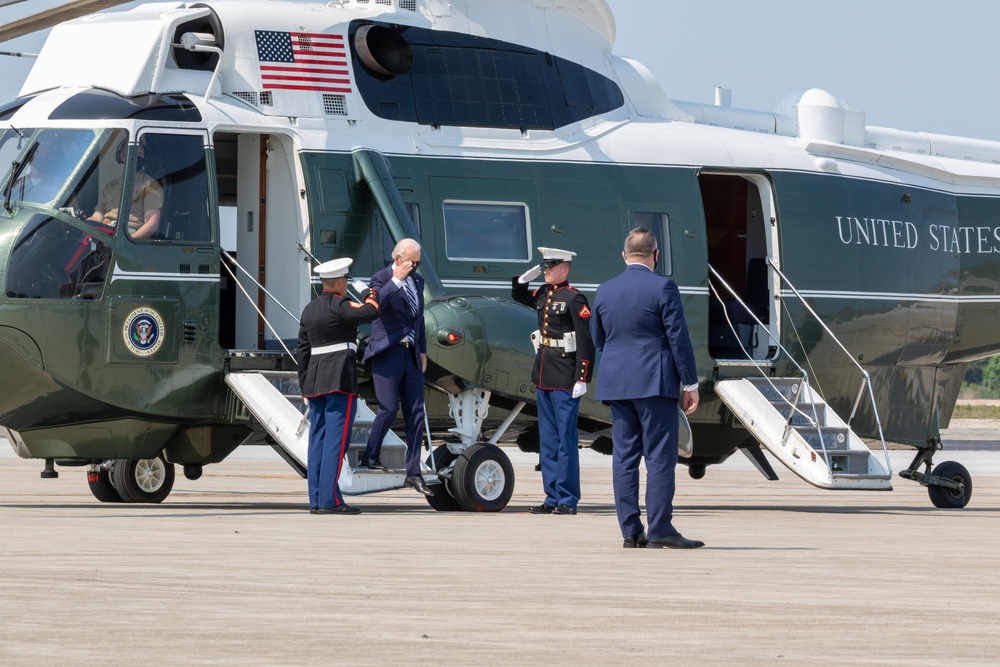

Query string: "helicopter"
[0, 0, 988, 510]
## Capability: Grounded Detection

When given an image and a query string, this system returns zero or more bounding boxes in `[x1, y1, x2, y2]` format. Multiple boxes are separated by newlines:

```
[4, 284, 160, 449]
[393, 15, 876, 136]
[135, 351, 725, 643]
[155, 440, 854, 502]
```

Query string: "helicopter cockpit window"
[443, 201, 529, 261]
[1, 128, 126, 220]
[6, 213, 112, 300]
[631, 212, 673, 276]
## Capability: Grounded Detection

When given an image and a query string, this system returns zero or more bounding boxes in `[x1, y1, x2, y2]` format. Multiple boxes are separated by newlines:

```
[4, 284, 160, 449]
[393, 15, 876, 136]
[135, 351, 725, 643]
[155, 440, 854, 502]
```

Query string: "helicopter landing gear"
[87, 465, 124, 503]
[898, 435, 973, 508]
[424, 445, 462, 511]
[90, 454, 175, 504]
[451, 443, 514, 512]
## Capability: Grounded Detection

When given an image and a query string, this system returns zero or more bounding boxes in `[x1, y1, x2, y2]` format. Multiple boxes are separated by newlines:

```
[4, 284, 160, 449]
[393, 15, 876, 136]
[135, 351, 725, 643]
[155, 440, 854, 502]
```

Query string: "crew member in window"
[512, 247, 595, 516]
[88, 138, 163, 239]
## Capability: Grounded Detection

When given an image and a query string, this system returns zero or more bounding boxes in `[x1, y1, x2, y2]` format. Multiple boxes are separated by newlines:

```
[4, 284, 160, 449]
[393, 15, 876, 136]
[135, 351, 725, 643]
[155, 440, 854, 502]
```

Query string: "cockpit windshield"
[0, 127, 128, 229]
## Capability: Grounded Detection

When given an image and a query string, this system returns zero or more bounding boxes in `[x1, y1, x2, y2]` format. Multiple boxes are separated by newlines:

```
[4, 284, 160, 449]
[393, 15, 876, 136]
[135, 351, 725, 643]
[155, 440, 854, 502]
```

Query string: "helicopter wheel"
[112, 454, 175, 504]
[424, 445, 462, 512]
[87, 467, 124, 503]
[927, 461, 972, 508]
[451, 443, 514, 512]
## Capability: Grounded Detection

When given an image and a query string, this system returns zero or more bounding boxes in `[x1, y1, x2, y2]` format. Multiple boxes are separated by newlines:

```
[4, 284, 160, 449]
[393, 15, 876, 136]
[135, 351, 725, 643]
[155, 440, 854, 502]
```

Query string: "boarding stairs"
[225, 371, 416, 495]
[708, 261, 893, 490]
[715, 377, 891, 490]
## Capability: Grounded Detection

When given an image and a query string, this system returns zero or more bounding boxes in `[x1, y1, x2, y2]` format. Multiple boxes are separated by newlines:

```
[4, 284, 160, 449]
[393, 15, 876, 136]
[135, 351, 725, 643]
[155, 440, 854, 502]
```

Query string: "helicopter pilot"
[87, 138, 163, 239]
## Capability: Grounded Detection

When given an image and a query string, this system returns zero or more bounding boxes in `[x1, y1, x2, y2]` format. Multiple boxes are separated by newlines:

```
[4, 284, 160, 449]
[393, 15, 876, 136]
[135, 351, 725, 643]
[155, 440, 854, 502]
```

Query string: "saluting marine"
[512, 247, 595, 515]
[296, 257, 380, 515]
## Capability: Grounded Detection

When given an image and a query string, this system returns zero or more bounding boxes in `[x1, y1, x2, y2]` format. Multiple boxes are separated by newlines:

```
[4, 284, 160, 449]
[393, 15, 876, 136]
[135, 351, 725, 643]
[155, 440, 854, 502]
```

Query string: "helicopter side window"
[631, 212, 672, 276]
[136, 133, 210, 242]
[442, 201, 529, 261]
[6, 214, 112, 300]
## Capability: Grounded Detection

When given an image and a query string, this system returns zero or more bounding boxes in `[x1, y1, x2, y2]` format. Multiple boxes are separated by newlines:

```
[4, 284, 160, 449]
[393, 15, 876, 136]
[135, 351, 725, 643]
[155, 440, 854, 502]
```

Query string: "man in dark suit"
[361, 238, 434, 497]
[297, 257, 380, 515]
[591, 228, 703, 549]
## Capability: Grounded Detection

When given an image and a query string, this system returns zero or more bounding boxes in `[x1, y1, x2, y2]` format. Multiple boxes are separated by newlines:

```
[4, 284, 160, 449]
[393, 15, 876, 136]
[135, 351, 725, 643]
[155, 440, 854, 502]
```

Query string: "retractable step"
[225, 371, 415, 495]
[715, 377, 892, 490]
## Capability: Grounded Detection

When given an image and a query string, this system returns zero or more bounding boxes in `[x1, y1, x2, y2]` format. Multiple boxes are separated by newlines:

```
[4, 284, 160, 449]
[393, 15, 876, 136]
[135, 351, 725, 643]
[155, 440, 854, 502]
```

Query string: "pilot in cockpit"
[87, 137, 163, 239]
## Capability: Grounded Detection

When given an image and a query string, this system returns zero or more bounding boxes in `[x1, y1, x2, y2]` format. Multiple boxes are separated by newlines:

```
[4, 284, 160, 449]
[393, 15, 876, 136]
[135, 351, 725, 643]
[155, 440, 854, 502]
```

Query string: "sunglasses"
[396, 255, 420, 269]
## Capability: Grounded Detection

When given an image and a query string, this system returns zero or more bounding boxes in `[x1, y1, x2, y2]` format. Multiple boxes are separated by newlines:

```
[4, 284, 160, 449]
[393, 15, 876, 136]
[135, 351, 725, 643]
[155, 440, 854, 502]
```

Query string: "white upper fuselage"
[16, 0, 1000, 197]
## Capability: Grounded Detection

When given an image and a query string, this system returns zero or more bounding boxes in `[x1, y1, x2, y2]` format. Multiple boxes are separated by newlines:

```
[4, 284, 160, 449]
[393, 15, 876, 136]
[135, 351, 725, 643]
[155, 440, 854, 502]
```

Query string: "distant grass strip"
[953, 403, 1000, 420]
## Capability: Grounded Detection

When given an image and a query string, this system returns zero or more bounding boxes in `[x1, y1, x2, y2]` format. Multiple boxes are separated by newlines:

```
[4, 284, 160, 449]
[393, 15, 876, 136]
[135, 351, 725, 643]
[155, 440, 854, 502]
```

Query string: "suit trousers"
[366, 344, 426, 476]
[307, 392, 357, 510]
[535, 388, 581, 508]
[609, 396, 680, 540]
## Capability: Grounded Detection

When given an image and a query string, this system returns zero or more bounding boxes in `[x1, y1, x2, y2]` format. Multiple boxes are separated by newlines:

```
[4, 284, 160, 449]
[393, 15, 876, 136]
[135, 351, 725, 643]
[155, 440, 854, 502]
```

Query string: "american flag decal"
[255, 30, 352, 93]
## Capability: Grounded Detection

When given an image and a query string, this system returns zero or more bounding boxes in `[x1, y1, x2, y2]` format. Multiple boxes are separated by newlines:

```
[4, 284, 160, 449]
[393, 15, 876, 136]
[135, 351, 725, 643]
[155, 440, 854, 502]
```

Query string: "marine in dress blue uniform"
[591, 228, 704, 548]
[512, 247, 595, 515]
[361, 238, 435, 497]
[296, 258, 380, 514]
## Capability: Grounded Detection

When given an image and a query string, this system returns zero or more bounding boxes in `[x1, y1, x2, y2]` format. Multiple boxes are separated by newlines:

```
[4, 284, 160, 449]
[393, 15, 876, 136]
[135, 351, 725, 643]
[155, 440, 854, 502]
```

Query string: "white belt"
[312, 342, 357, 355]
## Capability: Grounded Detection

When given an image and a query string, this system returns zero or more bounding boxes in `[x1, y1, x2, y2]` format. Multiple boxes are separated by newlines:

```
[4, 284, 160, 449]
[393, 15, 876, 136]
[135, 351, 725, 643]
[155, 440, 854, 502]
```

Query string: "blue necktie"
[404, 280, 418, 345]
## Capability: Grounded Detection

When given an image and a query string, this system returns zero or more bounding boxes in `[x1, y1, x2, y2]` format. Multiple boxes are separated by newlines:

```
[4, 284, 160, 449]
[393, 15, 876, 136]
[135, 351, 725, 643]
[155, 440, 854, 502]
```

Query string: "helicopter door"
[215, 132, 304, 351]
[700, 173, 778, 361]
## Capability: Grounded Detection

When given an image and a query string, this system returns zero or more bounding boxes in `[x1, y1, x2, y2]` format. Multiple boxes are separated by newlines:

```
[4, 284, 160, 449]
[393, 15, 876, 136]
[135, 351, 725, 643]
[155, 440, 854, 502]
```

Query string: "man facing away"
[296, 257, 380, 514]
[590, 228, 704, 549]
[512, 247, 595, 515]
[361, 238, 435, 497]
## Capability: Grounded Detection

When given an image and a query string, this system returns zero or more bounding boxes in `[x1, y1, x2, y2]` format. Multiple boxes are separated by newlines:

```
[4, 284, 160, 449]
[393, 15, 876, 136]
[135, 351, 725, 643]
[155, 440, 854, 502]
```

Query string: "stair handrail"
[221, 251, 298, 362]
[707, 265, 826, 456]
[765, 258, 890, 472]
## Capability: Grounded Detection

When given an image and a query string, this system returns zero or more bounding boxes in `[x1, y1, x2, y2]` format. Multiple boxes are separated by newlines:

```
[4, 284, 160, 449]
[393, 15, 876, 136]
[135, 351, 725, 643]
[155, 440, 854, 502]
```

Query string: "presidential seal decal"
[122, 307, 165, 357]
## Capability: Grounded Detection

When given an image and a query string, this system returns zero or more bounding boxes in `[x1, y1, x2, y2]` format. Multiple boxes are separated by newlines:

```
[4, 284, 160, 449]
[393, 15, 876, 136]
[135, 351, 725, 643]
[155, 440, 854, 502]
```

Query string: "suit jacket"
[362, 264, 426, 363]
[296, 288, 380, 397]
[591, 264, 697, 401]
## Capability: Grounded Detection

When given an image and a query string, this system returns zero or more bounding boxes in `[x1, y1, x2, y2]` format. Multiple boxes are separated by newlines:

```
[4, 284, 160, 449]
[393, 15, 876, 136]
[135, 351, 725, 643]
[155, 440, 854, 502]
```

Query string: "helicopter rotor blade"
[0, 0, 133, 43]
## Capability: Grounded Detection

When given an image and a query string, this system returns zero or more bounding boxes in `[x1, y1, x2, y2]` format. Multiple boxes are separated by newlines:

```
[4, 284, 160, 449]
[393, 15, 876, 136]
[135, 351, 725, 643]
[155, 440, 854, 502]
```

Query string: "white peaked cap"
[314, 257, 352, 279]
[538, 247, 577, 262]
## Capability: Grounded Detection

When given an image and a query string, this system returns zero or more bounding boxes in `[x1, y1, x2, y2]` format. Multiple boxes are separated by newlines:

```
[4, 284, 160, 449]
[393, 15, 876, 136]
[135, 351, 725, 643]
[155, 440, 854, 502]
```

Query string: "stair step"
[816, 449, 871, 474]
[771, 402, 825, 425]
[748, 378, 804, 402]
[795, 427, 851, 451]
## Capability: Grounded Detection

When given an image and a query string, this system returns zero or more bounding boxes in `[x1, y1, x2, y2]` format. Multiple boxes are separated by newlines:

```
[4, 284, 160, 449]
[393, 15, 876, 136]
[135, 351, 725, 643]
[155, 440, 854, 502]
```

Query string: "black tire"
[87, 467, 124, 503]
[424, 445, 462, 511]
[451, 443, 514, 512]
[112, 454, 175, 504]
[928, 460, 972, 508]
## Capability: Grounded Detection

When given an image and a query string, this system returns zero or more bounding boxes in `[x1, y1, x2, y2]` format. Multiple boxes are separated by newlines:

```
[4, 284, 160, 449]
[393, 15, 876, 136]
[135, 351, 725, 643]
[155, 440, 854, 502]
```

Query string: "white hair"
[392, 238, 421, 256]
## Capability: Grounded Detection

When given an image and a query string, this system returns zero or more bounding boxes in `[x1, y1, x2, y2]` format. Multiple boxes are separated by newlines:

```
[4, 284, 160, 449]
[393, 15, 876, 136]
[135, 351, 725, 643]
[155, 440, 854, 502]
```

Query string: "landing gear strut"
[898, 434, 972, 508]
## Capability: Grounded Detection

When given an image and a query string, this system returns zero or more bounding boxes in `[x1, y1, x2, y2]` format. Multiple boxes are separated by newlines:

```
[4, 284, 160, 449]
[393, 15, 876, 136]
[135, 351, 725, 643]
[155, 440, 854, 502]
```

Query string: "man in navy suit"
[591, 228, 703, 549]
[361, 238, 434, 497]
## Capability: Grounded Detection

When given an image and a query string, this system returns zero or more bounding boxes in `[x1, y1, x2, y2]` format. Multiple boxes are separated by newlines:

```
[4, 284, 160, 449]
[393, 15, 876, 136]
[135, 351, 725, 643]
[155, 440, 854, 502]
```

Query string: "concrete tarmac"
[1, 422, 998, 666]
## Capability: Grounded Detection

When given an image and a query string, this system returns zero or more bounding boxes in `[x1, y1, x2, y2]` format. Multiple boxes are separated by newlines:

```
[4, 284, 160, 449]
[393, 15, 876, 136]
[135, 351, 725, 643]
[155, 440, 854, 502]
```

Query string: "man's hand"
[517, 264, 542, 284]
[421, 353, 427, 373]
[351, 279, 369, 293]
[571, 382, 587, 399]
[683, 388, 699, 415]
[393, 260, 413, 281]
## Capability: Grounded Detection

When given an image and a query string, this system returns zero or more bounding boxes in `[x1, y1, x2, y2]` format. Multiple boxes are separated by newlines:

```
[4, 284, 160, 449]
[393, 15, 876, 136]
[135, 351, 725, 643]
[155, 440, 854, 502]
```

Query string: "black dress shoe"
[368, 459, 388, 472]
[623, 532, 648, 548]
[317, 505, 363, 515]
[647, 534, 705, 549]
[309, 508, 319, 514]
[528, 503, 555, 514]
[357, 456, 371, 469]
[404, 475, 434, 496]
[552, 504, 577, 515]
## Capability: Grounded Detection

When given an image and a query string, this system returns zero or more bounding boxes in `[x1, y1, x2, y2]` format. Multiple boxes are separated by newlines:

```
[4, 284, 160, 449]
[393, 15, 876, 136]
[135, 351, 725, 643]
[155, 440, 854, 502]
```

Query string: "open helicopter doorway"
[700, 173, 778, 361]
[214, 132, 305, 352]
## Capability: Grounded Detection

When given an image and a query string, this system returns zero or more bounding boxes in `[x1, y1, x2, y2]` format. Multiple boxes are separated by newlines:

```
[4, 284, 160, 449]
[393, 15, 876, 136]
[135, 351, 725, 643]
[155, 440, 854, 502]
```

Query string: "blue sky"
[2, 0, 998, 141]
